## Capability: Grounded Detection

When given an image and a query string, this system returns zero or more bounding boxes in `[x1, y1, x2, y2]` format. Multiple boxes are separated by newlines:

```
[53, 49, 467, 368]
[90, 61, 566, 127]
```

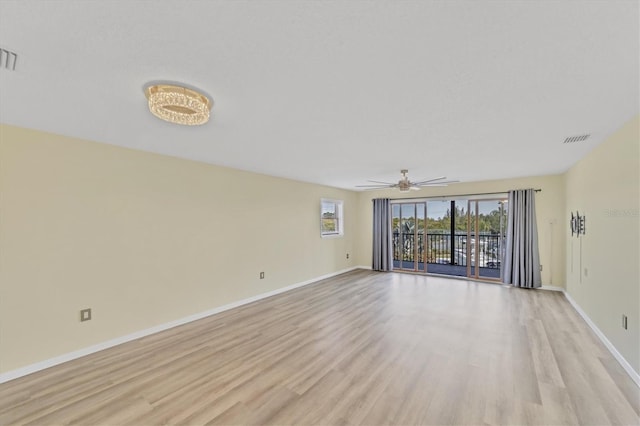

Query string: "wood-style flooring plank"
[0, 270, 638, 425]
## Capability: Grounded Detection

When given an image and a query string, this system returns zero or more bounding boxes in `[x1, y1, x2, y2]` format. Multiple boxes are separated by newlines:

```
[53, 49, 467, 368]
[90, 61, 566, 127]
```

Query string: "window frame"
[320, 198, 344, 238]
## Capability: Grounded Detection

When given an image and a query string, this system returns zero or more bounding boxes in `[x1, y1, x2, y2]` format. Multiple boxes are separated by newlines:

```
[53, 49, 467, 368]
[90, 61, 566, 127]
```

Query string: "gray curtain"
[503, 189, 541, 288]
[372, 198, 393, 271]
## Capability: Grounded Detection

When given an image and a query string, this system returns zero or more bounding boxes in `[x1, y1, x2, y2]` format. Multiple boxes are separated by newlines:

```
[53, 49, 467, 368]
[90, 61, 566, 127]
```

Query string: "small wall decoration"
[570, 211, 586, 237]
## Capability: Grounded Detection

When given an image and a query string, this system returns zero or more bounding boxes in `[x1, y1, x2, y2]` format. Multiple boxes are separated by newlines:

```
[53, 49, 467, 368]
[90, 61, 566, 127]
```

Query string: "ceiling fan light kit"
[398, 170, 416, 192]
[356, 169, 459, 192]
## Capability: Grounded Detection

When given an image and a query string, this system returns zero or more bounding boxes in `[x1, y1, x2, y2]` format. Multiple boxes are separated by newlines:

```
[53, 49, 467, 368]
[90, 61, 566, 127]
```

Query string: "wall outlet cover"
[80, 308, 92, 322]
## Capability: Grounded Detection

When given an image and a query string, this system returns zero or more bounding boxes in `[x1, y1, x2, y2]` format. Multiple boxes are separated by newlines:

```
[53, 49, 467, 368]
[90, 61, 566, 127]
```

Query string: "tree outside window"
[321, 199, 343, 237]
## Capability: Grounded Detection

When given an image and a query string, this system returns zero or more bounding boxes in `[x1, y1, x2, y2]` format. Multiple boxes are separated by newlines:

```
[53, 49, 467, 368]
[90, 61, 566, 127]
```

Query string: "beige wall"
[3, 117, 637, 378]
[564, 115, 639, 374]
[0, 125, 357, 373]
[356, 175, 566, 286]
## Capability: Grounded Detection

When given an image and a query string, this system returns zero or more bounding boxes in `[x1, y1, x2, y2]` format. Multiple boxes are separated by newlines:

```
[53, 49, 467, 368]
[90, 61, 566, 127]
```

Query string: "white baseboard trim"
[0, 266, 364, 384]
[540, 285, 565, 292]
[357, 265, 372, 270]
[563, 291, 640, 388]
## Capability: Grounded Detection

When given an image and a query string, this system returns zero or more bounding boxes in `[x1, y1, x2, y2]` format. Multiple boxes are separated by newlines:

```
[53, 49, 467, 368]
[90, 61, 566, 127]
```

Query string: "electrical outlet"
[346, 253, 350, 259]
[622, 314, 628, 330]
[539, 264, 543, 271]
[584, 268, 588, 277]
[80, 308, 92, 322]
[259, 272, 265, 279]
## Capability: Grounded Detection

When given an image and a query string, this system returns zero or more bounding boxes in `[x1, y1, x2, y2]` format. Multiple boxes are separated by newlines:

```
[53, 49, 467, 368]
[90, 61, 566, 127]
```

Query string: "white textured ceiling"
[0, 1, 638, 190]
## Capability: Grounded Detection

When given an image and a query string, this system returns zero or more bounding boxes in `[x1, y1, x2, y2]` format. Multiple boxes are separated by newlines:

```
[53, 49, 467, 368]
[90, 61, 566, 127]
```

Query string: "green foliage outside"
[393, 205, 505, 235]
[322, 218, 337, 232]
[322, 211, 337, 232]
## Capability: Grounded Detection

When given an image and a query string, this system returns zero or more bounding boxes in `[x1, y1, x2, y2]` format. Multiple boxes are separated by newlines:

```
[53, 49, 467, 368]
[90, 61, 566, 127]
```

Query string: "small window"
[321, 199, 344, 237]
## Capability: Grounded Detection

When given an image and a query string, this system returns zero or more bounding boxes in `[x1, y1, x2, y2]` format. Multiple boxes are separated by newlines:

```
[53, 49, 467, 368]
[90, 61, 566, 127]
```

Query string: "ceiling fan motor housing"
[398, 180, 411, 192]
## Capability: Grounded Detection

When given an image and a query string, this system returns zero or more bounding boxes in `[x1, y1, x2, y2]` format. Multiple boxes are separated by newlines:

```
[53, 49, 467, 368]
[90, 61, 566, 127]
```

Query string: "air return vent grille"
[0, 48, 18, 71]
[563, 134, 590, 144]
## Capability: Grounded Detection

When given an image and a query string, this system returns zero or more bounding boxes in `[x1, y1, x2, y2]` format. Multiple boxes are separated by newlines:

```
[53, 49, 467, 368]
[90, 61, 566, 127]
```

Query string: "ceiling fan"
[356, 169, 459, 192]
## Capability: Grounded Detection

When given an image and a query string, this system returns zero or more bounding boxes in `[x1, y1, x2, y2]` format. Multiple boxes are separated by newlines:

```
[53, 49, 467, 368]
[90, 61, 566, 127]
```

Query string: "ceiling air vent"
[563, 134, 590, 144]
[0, 48, 18, 71]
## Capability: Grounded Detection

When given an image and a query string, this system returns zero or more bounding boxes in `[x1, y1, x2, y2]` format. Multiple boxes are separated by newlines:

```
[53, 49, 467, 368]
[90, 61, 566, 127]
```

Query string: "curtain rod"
[370, 189, 541, 201]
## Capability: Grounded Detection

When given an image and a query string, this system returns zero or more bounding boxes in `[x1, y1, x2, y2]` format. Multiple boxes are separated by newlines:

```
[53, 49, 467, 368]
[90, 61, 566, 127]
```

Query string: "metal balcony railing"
[392, 232, 503, 269]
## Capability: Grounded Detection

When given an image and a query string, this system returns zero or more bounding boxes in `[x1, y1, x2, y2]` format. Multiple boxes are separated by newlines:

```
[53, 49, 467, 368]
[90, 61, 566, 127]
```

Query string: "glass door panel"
[454, 200, 470, 276]
[466, 201, 476, 277]
[391, 202, 426, 272]
[477, 200, 507, 280]
[425, 200, 451, 271]
[424, 199, 473, 277]
[416, 204, 426, 272]
[468, 199, 507, 281]
[392, 204, 401, 269]
[401, 204, 415, 269]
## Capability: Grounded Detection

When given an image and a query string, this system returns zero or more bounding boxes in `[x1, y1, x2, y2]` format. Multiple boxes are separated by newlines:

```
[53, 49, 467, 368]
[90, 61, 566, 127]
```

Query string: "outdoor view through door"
[391, 198, 507, 280]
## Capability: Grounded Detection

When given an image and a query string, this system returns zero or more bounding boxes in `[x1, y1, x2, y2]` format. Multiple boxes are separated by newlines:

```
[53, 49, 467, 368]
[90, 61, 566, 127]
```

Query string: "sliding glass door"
[467, 199, 507, 281]
[392, 202, 426, 272]
[392, 197, 507, 281]
[424, 199, 469, 277]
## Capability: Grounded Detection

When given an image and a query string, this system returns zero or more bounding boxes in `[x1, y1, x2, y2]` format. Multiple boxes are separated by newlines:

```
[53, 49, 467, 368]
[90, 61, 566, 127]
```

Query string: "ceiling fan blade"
[361, 187, 394, 191]
[419, 179, 460, 185]
[411, 176, 447, 185]
[366, 180, 395, 185]
[358, 171, 454, 191]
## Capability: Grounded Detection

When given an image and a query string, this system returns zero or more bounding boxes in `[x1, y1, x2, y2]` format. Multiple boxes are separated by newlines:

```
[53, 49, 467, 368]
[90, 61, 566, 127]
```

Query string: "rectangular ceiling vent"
[563, 134, 590, 144]
[0, 48, 18, 71]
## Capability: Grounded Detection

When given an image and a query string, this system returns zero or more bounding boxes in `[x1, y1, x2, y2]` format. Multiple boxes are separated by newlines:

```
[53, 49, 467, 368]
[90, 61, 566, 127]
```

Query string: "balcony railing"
[392, 232, 503, 269]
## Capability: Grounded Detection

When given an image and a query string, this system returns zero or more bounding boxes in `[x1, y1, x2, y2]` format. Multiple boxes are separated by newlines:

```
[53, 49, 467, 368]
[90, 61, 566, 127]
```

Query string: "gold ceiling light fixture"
[144, 84, 212, 126]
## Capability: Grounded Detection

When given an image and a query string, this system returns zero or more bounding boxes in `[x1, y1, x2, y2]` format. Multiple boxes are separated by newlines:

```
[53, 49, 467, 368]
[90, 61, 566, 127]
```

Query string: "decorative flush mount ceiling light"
[144, 84, 212, 126]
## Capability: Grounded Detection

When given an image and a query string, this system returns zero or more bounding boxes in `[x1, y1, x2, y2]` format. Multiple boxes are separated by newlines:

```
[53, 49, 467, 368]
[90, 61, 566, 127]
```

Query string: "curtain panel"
[503, 189, 542, 288]
[372, 198, 393, 271]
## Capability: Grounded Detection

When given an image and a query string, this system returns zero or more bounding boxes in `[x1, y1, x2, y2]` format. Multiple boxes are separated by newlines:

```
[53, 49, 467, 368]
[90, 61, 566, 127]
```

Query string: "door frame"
[389, 194, 507, 282]
[466, 198, 507, 282]
[391, 201, 427, 272]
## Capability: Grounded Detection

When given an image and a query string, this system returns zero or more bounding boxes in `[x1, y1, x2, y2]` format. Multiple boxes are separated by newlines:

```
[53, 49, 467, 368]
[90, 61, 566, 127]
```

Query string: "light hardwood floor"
[1, 270, 638, 425]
